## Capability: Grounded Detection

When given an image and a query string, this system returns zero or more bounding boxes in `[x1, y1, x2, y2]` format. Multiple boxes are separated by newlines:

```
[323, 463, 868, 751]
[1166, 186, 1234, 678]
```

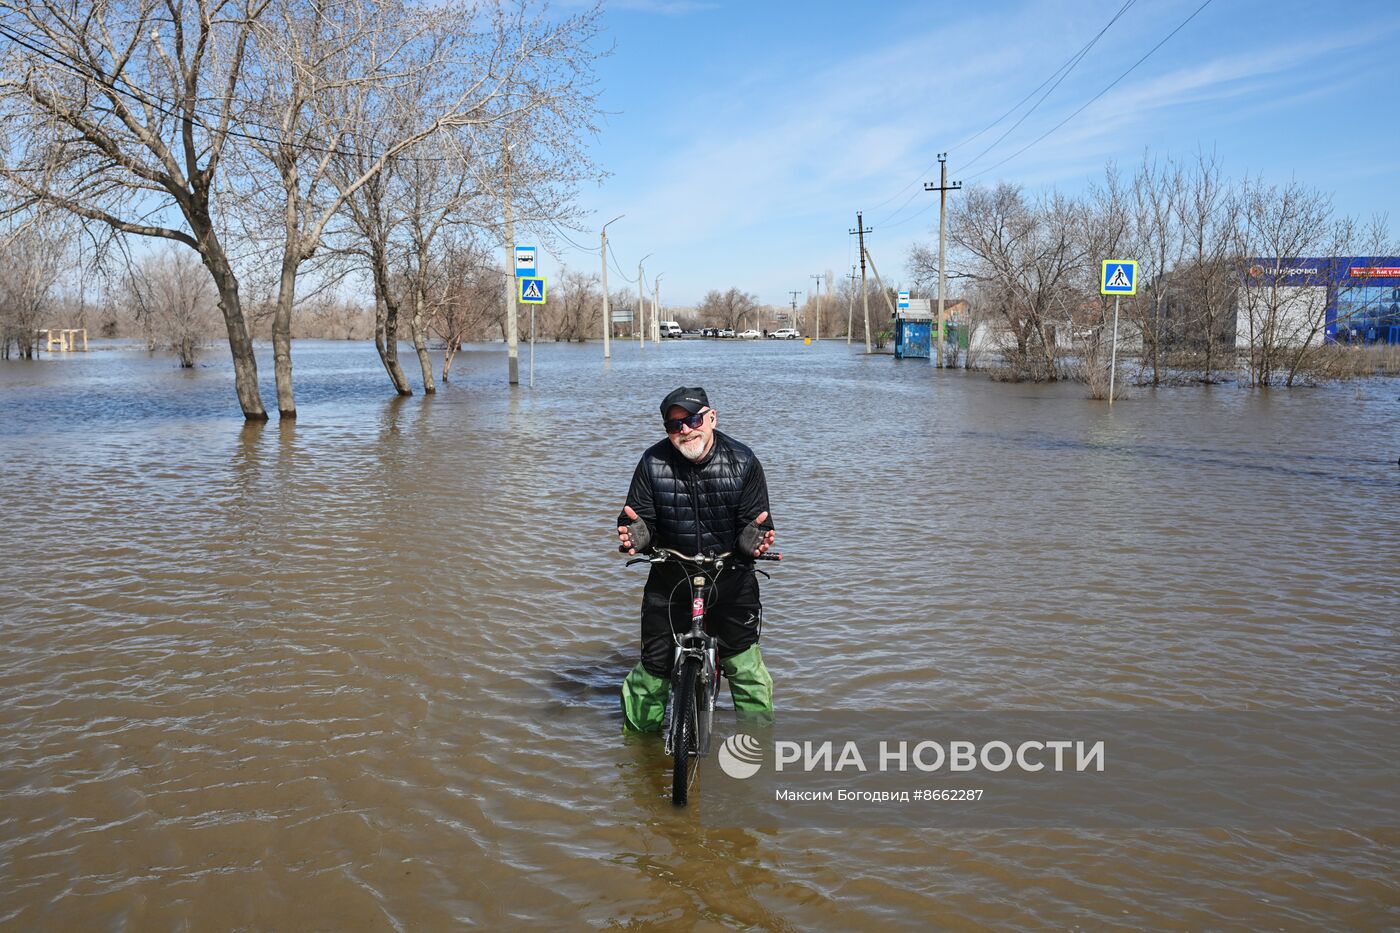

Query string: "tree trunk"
[366, 242, 412, 395]
[201, 241, 268, 421]
[442, 341, 458, 382]
[375, 297, 414, 396]
[411, 285, 435, 394]
[272, 247, 299, 418]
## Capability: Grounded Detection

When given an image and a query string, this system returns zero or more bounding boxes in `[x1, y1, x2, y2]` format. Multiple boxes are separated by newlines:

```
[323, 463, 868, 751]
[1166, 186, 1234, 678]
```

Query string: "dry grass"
[1303, 345, 1400, 380]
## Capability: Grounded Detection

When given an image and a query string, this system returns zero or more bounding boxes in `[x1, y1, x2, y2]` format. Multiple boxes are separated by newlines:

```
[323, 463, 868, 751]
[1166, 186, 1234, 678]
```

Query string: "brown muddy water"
[1, 339, 1397, 930]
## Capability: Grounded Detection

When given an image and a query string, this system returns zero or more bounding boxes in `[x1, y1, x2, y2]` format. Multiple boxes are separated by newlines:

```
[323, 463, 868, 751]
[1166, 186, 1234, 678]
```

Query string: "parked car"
[737, 329, 761, 339]
[660, 320, 683, 338]
[718, 328, 736, 338]
[769, 328, 801, 339]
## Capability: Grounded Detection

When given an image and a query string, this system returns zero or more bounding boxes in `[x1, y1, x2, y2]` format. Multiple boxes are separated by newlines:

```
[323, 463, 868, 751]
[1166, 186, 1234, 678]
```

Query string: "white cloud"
[553, 3, 1400, 302]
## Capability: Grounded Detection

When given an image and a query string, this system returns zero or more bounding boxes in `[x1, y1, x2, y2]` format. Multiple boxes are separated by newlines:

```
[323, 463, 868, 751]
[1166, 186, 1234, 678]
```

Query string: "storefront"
[1247, 258, 1400, 345]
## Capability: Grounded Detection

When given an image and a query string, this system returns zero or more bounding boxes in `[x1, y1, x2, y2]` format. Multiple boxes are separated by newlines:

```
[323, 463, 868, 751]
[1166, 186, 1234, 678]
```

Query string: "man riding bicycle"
[616, 386, 777, 732]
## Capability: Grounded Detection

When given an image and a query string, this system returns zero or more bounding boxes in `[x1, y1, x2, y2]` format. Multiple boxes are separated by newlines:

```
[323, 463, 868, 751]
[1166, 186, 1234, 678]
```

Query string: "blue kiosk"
[894, 299, 933, 359]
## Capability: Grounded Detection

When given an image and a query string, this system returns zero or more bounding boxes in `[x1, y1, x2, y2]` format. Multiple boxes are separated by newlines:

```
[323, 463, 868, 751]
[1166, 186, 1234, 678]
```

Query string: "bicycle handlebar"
[623, 546, 782, 566]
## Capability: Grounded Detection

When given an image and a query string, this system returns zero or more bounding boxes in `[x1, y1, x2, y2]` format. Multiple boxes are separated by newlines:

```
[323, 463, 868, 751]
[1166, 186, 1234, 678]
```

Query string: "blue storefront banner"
[1244, 257, 1400, 344]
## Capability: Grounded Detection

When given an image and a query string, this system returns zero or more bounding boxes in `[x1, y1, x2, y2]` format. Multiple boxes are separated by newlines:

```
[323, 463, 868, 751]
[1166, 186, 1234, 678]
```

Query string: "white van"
[660, 321, 683, 338]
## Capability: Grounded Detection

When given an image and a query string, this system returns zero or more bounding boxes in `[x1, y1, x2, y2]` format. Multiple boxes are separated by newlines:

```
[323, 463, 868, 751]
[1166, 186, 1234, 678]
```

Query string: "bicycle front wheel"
[671, 656, 701, 806]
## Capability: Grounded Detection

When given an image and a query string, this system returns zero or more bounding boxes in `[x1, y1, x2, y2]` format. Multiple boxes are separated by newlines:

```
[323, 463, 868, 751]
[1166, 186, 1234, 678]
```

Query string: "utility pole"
[810, 274, 823, 340]
[503, 144, 519, 384]
[600, 214, 623, 359]
[845, 266, 857, 345]
[849, 212, 873, 353]
[788, 290, 800, 332]
[638, 253, 652, 349]
[924, 154, 961, 368]
[654, 274, 663, 342]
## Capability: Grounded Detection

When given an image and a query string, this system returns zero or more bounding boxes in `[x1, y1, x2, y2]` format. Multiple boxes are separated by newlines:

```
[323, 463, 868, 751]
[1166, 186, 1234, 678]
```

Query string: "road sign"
[1101, 260, 1137, 295]
[519, 276, 546, 304]
[515, 246, 537, 277]
[897, 289, 910, 310]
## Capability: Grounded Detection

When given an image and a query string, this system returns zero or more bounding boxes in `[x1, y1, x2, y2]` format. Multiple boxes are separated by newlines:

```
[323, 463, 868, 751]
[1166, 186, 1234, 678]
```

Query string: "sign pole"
[1100, 259, 1136, 405]
[1109, 295, 1120, 406]
[529, 303, 535, 388]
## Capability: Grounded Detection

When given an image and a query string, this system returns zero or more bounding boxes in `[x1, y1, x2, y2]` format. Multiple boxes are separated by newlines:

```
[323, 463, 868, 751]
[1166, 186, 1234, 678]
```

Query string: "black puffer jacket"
[619, 430, 773, 558]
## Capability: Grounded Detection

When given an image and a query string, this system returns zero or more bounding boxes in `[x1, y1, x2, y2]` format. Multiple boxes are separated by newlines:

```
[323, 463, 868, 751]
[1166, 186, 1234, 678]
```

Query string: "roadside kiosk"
[894, 299, 933, 359]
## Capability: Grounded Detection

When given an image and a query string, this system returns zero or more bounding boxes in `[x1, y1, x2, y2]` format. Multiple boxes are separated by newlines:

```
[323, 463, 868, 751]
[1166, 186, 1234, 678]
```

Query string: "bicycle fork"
[665, 573, 719, 758]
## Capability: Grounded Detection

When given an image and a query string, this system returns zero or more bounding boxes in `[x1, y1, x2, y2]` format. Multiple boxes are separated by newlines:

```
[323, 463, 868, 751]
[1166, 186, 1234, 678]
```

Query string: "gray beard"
[673, 435, 708, 461]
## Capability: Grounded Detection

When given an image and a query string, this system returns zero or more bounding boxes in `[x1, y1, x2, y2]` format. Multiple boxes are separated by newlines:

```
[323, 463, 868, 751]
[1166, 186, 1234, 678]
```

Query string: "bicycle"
[625, 546, 781, 806]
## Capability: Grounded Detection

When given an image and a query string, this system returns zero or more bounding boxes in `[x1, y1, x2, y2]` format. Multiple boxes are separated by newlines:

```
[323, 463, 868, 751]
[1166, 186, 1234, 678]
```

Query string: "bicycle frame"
[625, 545, 781, 805]
[667, 567, 720, 759]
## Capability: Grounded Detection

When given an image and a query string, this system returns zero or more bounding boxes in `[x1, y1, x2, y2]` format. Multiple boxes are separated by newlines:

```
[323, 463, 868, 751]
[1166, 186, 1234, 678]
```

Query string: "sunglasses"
[663, 411, 709, 434]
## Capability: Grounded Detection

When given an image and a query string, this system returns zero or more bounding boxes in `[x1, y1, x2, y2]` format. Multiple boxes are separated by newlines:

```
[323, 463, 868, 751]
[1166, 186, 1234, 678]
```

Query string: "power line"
[864, 0, 1137, 216]
[542, 218, 599, 253]
[957, 0, 1137, 173]
[965, 0, 1216, 181]
[606, 242, 638, 284]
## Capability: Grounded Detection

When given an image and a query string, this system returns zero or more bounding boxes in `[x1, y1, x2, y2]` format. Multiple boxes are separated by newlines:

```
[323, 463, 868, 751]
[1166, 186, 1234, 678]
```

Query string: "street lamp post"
[600, 214, 624, 359]
[654, 274, 663, 342]
[638, 252, 653, 349]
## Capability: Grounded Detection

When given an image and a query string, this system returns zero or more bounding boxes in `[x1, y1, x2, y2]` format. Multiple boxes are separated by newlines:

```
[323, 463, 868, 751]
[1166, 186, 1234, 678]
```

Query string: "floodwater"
[1, 339, 1396, 929]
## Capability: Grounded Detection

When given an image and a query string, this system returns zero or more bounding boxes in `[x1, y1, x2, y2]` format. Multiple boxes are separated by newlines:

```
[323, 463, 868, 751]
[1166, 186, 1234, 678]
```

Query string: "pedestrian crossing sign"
[519, 276, 546, 304]
[1101, 260, 1137, 295]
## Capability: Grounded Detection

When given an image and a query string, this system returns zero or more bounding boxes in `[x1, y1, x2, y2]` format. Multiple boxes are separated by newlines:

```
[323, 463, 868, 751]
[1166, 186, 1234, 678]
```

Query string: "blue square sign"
[519, 276, 546, 304]
[1101, 260, 1137, 295]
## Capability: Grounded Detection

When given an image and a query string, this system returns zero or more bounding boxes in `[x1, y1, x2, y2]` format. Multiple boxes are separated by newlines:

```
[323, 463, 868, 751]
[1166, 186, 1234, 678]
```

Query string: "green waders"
[621, 645, 774, 732]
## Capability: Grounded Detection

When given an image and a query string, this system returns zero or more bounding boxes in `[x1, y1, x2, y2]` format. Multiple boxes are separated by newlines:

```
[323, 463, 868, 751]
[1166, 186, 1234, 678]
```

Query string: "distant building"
[1241, 258, 1400, 346]
[1153, 258, 1400, 350]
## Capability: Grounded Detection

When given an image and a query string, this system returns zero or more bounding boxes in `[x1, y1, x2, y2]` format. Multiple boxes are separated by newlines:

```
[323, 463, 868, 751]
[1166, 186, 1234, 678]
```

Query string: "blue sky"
[539, 0, 1400, 307]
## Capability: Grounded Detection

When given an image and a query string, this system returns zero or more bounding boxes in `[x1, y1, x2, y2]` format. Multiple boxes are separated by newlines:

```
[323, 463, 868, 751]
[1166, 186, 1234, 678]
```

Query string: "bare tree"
[1232, 177, 1346, 386]
[123, 247, 221, 366]
[0, 0, 271, 418]
[327, 1, 601, 396]
[428, 237, 499, 381]
[949, 183, 1081, 381]
[296, 292, 372, 339]
[549, 267, 598, 341]
[245, 0, 575, 412]
[1126, 155, 1185, 386]
[1172, 151, 1238, 383]
[0, 218, 65, 359]
[1071, 166, 1132, 399]
[698, 287, 759, 332]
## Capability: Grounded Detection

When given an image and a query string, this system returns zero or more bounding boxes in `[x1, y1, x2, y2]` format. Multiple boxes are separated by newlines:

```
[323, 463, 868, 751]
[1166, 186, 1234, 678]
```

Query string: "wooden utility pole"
[788, 290, 800, 331]
[924, 154, 961, 367]
[849, 212, 873, 353]
[810, 273, 823, 340]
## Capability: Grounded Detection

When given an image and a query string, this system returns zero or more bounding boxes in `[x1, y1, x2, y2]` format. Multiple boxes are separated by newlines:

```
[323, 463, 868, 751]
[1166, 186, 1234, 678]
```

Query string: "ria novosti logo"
[716, 731, 1107, 780]
[717, 733, 764, 779]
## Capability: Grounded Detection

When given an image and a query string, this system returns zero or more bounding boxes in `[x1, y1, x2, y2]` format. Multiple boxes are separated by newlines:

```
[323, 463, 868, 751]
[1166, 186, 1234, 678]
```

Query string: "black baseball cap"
[659, 386, 710, 416]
